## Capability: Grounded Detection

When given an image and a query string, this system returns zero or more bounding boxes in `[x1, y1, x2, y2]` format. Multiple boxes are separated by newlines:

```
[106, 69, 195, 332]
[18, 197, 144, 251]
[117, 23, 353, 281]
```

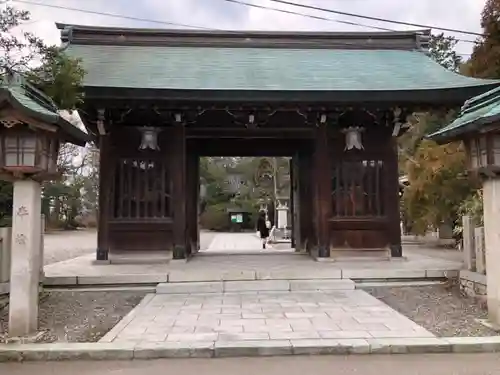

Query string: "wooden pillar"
[186, 148, 199, 255]
[385, 138, 402, 257]
[313, 120, 332, 258]
[289, 157, 295, 249]
[96, 134, 111, 261]
[297, 150, 312, 252]
[172, 123, 187, 259]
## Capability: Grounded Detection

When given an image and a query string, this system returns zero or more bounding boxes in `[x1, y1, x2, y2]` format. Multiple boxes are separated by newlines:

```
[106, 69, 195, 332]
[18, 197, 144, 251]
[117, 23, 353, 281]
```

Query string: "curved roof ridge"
[56, 23, 430, 51]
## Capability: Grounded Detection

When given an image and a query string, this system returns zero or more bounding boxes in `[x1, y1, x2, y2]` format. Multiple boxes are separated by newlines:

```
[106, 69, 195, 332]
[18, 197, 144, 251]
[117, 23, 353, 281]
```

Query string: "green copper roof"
[65, 44, 497, 92]
[428, 86, 500, 142]
[1, 74, 61, 122]
[0, 74, 89, 146]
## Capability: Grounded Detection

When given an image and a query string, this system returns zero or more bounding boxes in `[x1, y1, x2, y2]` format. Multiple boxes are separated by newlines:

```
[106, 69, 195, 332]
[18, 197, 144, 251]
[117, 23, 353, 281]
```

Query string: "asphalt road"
[3, 354, 500, 375]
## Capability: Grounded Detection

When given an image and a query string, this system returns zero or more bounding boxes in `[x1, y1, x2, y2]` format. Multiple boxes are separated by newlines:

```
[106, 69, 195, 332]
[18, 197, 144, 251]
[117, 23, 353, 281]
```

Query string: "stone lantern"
[0, 73, 88, 337]
[428, 85, 500, 327]
[0, 124, 60, 180]
[464, 133, 500, 177]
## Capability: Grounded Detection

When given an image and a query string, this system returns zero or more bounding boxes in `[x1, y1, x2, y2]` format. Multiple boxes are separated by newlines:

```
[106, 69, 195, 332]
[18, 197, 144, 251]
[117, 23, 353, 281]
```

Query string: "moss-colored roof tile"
[428, 86, 500, 142]
[0, 74, 89, 145]
[66, 45, 497, 91]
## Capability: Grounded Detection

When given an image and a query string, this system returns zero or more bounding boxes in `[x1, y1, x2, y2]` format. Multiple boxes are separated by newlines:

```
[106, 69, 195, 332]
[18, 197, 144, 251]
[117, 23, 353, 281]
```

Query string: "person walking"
[256, 210, 270, 249]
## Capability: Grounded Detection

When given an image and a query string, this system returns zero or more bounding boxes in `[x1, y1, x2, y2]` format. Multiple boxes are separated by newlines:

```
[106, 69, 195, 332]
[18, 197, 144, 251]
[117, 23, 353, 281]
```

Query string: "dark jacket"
[257, 216, 270, 238]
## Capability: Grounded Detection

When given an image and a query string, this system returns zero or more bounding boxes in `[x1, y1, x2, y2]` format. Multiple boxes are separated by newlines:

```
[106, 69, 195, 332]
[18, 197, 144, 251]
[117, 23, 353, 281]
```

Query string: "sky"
[5, 0, 488, 59]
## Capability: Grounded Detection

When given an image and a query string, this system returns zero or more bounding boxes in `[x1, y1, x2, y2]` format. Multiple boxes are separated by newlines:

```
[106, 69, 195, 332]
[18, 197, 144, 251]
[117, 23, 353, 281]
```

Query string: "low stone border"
[43, 268, 459, 287]
[460, 270, 487, 298]
[2, 336, 500, 361]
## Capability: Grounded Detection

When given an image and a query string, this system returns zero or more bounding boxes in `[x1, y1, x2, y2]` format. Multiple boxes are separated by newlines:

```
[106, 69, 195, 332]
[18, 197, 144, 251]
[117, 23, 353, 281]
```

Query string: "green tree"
[399, 33, 480, 235]
[199, 156, 290, 230]
[463, 0, 500, 79]
[429, 33, 463, 72]
[403, 140, 480, 234]
[1, 6, 87, 227]
[0, 6, 45, 76]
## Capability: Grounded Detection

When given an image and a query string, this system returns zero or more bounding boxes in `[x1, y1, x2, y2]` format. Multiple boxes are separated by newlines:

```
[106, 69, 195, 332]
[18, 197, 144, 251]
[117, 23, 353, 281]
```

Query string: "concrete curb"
[2, 337, 500, 361]
[156, 279, 356, 294]
[43, 269, 460, 287]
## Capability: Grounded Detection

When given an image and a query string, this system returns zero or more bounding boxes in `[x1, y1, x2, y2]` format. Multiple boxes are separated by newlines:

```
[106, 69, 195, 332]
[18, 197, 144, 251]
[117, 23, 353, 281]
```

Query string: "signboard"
[230, 214, 243, 223]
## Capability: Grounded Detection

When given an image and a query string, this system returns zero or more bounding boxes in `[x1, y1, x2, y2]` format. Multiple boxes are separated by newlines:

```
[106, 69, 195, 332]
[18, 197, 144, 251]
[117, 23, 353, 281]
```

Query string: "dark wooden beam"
[313, 118, 332, 257]
[186, 150, 199, 256]
[96, 133, 111, 261]
[385, 137, 403, 257]
[191, 138, 309, 157]
[171, 122, 187, 259]
[289, 157, 295, 249]
[186, 128, 313, 139]
[82, 85, 497, 107]
[297, 150, 313, 252]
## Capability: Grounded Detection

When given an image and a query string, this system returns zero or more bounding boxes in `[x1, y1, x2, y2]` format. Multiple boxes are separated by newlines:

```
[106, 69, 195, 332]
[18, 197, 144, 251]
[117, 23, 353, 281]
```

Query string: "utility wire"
[222, 0, 478, 44]
[11, 0, 215, 30]
[221, 0, 393, 32]
[220, 0, 478, 44]
[267, 0, 483, 37]
[9, 0, 475, 55]
[13, 0, 391, 32]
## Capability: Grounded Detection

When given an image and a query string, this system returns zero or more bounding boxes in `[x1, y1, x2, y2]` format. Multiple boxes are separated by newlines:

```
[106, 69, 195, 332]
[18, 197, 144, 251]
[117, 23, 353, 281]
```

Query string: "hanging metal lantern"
[138, 127, 161, 151]
[341, 126, 365, 151]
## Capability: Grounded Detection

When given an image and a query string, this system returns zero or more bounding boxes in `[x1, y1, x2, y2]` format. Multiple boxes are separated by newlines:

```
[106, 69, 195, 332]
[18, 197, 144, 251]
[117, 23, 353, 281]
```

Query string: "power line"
[221, 0, 393, 32]
[221, 0, 477, 44]
[11, 0, 215, 30]
[267, 0, 483, 37]
[9, 0, 477, 54]
[14, 0, 392, 33]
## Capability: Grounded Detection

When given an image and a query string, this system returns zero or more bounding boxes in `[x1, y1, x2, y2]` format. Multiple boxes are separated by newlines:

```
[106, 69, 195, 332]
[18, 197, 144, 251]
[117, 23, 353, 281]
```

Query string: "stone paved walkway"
[44, 232, 462, 281]
[203, 232, 292, 254]
[101, 290, 433, 345]
[206, 233, 262, 251]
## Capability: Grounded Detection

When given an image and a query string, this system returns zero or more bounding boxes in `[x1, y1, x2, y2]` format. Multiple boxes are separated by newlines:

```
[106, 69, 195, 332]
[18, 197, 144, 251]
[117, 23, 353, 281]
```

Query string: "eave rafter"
[78, 100, 451, 139]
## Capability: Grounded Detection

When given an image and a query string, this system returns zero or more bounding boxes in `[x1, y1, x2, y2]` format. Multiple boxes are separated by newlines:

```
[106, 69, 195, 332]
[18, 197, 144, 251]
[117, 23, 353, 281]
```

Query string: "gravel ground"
[363, 284, 498, 337]
[0, 291, 147, 342]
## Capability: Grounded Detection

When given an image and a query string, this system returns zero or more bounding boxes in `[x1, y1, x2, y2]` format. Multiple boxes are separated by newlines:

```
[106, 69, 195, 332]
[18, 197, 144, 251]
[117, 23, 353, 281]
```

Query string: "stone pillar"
[475, 226, 486, 275]
[462, 215, 476, 271]
[483, 178, 500, 325]
[0, 227, 11, 284]
[277, 205, 288, 229]
[8, 179, 42, 337]
[40, 214, 45, 279]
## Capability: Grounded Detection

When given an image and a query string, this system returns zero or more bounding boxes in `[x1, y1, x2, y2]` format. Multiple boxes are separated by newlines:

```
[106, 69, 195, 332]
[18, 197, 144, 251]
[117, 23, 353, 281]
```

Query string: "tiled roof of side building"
[0, 73, 89, 146]
[427, 86, 500, 143]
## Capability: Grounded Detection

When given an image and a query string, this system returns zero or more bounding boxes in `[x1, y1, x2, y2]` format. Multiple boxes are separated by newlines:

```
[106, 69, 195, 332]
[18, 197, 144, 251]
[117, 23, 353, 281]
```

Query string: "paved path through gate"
[204, 232, 292, 253]
[101, 290, 433, 346]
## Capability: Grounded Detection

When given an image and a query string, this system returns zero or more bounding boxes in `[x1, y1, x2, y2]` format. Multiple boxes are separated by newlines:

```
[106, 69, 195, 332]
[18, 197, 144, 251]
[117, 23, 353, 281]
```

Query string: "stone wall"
[0, 227, 11, 295]
[462, 216, 486, 275]
[459, 270, 487, 298]
[0, 216, 44, 296]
